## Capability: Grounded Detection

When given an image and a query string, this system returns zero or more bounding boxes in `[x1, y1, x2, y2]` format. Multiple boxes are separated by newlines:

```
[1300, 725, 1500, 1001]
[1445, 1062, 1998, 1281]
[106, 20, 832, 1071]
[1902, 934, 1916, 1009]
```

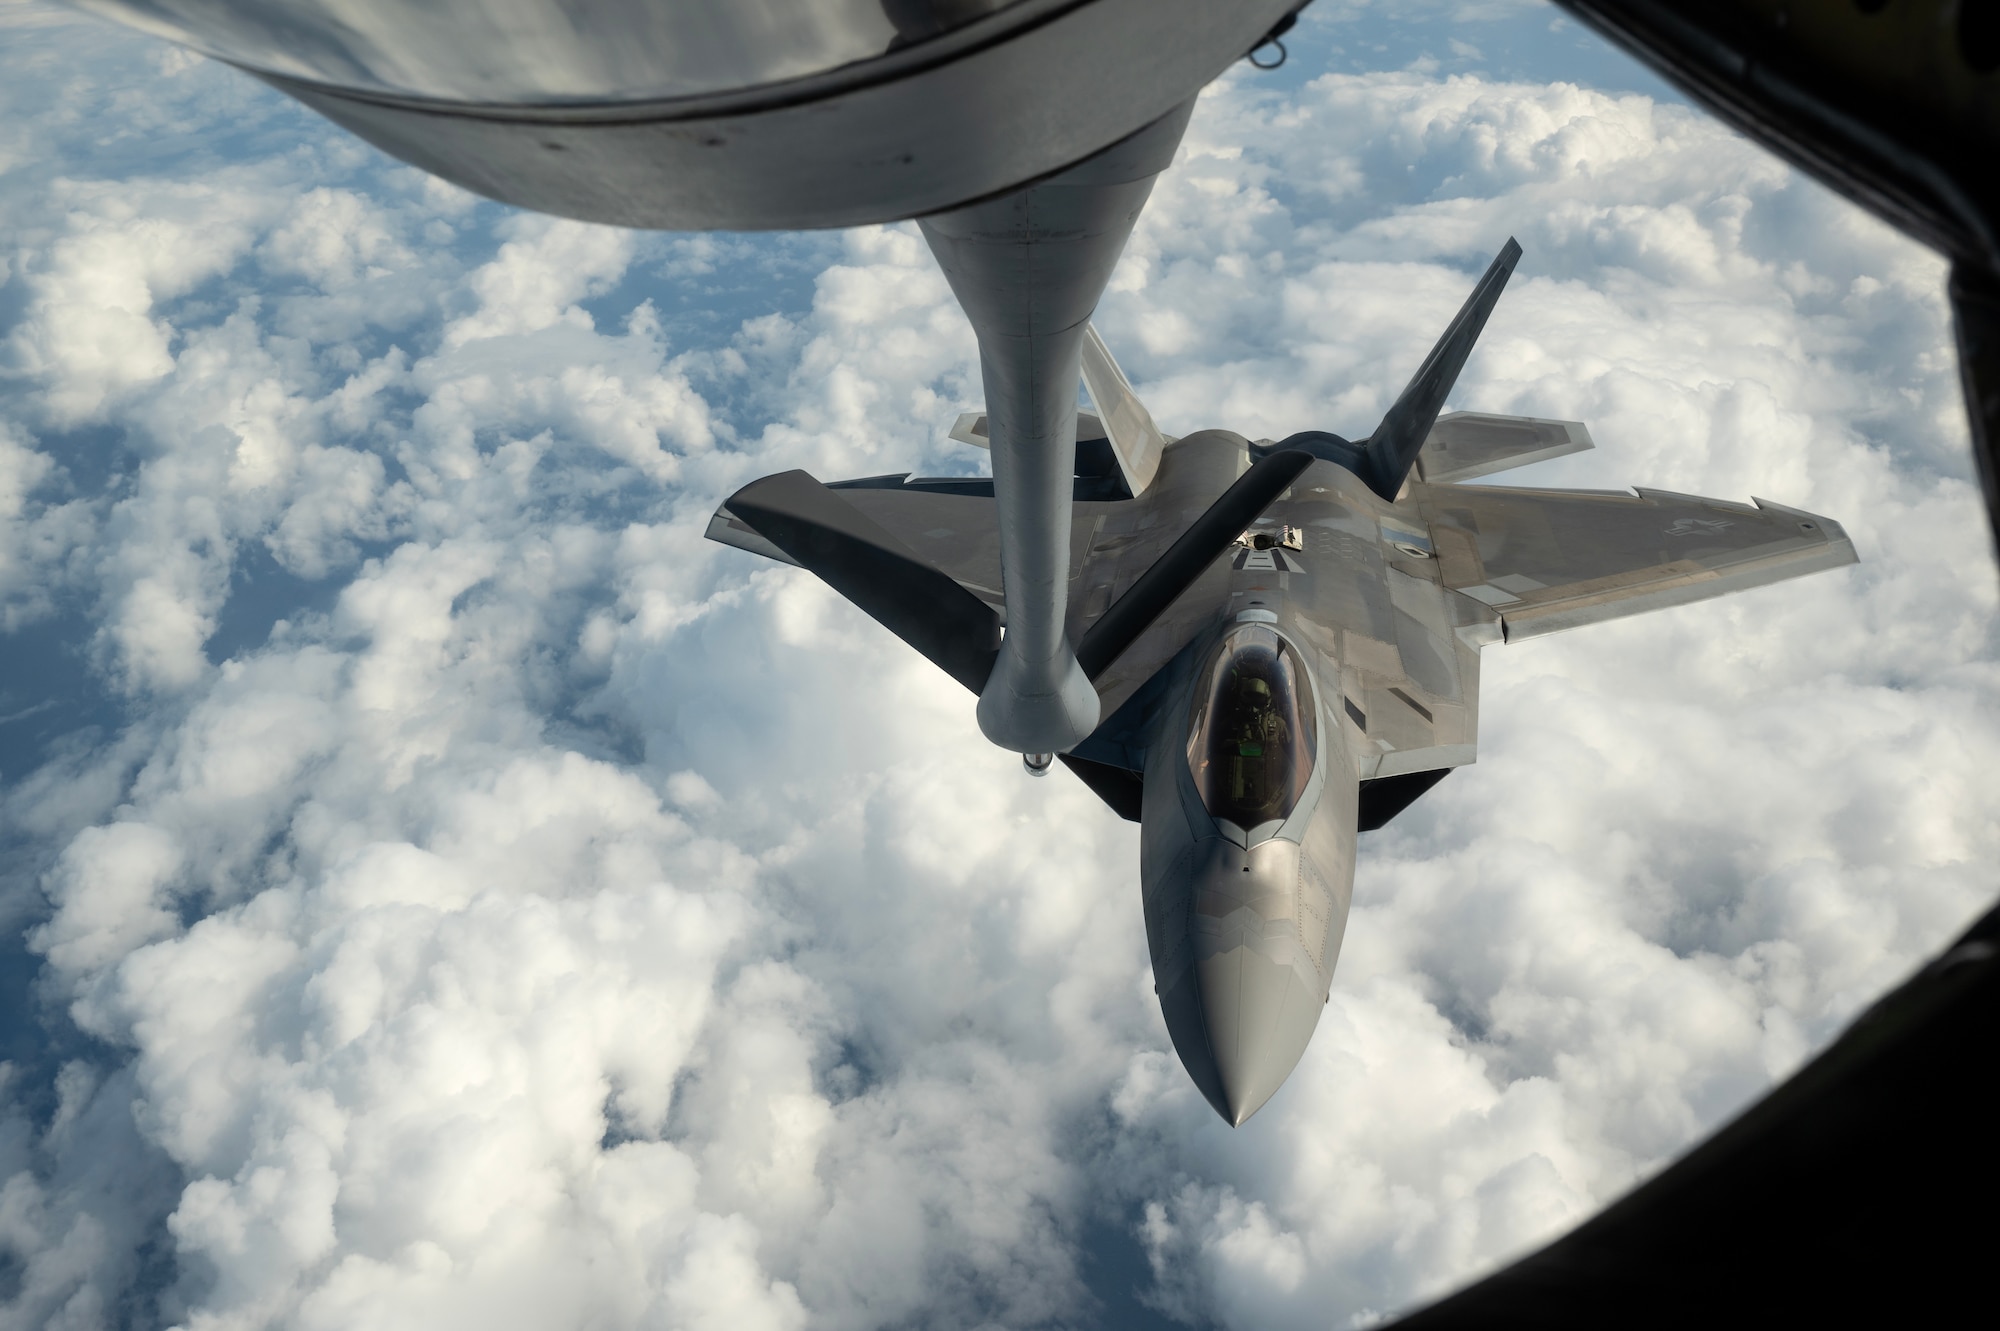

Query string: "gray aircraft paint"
[711, 321, 1856, 1127]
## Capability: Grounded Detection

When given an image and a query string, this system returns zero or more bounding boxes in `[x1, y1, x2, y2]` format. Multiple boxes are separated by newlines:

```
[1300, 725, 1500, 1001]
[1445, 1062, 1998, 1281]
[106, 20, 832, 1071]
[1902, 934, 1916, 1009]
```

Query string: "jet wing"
[712, 474, 1025, 616]
[710, 463, 1246, 721]
[825, 484, 1014, 614]
[1414, 484, 1857, 640]
[809, 484, 1234, 718]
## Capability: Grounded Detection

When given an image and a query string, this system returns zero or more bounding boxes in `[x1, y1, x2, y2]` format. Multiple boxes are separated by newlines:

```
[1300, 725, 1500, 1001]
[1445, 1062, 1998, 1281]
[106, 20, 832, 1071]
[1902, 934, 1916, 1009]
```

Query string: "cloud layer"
[1, 3, 1995, 1329]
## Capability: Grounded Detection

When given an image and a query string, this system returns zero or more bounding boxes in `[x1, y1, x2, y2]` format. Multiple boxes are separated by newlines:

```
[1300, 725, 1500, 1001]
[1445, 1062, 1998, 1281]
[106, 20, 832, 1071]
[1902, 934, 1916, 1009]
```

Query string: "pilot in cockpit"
[1225, 673, 1289, 813]
[1189, 626, 1317, 830]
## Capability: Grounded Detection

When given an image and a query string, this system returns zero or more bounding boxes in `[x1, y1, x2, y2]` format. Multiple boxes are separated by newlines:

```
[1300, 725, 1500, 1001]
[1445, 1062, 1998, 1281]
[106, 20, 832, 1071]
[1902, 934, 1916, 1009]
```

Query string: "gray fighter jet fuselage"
[705, 116, 1854, 1127]
[1136, 444, 1445, 1128]
[710, 318, 1856, 1124]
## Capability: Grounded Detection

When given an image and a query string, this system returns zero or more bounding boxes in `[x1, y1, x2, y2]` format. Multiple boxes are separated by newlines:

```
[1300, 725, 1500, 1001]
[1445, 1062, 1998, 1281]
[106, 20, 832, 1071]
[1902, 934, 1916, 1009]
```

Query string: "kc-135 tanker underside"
[709, 237, 1857, 1125]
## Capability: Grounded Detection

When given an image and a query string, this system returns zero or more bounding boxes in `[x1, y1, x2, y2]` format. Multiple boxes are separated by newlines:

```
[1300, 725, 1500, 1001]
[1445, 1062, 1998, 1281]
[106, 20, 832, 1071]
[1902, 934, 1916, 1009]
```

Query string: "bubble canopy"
[66, 0, 1023, 104]
[1185, 625, 1319, 832]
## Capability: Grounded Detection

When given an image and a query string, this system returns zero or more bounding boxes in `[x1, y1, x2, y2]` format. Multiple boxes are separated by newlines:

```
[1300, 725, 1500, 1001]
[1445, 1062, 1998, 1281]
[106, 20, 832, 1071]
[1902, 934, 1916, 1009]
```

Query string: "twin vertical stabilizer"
[1268, 239, 1525, 500]
[1356, 238, 1523, 500]
[1080, 322, 1169, 499]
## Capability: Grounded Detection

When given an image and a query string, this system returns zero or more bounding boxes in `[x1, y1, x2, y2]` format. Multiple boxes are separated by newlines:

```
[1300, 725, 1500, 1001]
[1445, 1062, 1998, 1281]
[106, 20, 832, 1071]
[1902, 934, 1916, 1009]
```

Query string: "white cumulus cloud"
[0, 3, 1993, 1331]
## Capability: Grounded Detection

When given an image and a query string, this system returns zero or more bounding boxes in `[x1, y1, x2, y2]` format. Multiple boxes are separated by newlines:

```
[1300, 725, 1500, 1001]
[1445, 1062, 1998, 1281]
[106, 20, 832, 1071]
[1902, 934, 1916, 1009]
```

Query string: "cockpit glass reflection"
[1186, 626, 1317, 829]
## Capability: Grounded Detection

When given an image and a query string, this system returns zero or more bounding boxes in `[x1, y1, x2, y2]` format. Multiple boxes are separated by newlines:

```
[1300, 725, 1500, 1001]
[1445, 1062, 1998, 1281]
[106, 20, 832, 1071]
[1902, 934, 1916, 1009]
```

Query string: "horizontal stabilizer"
[1416, 412, 1593, 483]
[944, 411, 1132, 501]
[948, 412, 990, 447]
[951, 410, 1110, 450]
[724, 470, 1001, 693]
[1076, 448, 1316, 679]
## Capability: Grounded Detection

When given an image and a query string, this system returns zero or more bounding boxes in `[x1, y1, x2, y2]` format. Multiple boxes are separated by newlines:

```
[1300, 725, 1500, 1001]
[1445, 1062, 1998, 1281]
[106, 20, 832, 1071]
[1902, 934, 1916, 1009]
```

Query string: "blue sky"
[1, 2, 1995, 1329]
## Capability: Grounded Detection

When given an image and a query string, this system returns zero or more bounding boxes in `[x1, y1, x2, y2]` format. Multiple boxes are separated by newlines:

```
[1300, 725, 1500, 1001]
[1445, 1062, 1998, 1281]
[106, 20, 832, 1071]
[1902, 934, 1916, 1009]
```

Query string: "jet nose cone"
[1149, 837, 1329, 1126]
[1185, 947, 1323, 1126]
[1157, 940, 1324, 1122]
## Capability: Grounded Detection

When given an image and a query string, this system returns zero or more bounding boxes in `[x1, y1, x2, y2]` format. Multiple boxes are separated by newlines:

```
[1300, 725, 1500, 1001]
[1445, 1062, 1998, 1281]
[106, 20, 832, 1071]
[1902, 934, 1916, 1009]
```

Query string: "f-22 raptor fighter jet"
[707, 238, 1856, 1126]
